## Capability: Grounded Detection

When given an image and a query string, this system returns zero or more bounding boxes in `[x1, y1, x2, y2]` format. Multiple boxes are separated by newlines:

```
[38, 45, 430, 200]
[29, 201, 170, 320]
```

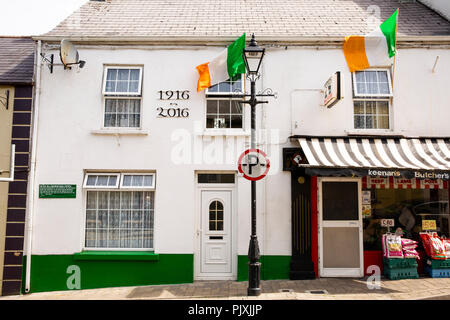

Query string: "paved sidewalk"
[1, 277, 450, 300]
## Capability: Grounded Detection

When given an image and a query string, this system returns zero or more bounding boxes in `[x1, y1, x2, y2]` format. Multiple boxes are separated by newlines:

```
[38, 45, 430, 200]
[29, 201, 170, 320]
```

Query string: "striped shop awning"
[297, 137, 450, 172]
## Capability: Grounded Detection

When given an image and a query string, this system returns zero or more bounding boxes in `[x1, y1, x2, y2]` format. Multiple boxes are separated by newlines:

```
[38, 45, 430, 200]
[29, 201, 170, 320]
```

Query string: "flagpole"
[391, 8, 399, 91]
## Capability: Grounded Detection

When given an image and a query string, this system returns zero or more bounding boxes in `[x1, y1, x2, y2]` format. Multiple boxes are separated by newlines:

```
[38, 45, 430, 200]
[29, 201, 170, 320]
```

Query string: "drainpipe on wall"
[24, 40, 42, 293]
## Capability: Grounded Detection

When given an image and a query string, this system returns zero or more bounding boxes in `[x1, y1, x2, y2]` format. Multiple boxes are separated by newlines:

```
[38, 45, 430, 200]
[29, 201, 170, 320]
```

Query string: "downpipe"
[24, 40, 42, 293]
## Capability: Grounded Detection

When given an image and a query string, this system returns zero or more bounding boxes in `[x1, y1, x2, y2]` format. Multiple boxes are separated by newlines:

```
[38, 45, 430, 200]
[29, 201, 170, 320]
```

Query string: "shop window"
[352, 69, 392, 130]
[362, 178, 449, 251]
[206, 77, 244, 129]
[209, 200, 224, 231]
[102, 66, 143, 128]
[83, 172, 155, 250]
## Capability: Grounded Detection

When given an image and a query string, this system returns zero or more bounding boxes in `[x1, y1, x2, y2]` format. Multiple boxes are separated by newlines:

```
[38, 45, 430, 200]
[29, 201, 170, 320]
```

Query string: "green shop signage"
[39, 184, 76, 198]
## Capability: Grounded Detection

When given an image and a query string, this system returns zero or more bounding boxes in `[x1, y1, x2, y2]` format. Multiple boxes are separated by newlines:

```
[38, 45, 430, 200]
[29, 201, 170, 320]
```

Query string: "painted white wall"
[32, 44, 450, 258]
[265, 47, 450, 137]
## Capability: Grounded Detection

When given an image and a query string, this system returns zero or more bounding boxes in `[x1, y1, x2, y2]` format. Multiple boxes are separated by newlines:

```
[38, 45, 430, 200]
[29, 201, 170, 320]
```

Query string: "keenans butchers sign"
[367, 169, 449, 180]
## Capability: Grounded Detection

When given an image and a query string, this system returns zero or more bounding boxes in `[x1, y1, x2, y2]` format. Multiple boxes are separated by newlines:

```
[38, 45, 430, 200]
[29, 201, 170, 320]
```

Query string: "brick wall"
[2, 85, 32, 296]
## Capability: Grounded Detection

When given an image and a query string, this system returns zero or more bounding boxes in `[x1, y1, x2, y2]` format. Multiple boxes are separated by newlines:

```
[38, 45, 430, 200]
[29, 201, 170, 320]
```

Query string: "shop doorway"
[318, 177, 364, 277]
[195, 173, 236, 280]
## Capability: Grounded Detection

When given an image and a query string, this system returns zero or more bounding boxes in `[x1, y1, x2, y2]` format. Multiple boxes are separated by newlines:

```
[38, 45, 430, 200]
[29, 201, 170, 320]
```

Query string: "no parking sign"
[237, 149, 270, 181]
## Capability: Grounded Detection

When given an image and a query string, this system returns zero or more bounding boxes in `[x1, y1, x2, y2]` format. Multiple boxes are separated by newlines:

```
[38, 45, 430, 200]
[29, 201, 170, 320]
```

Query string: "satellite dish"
[59, 39, 86, 69]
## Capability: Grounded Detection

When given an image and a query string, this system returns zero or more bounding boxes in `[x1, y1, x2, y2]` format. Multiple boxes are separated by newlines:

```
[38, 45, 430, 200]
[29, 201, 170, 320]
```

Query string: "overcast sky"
[0, 0, 88, 36]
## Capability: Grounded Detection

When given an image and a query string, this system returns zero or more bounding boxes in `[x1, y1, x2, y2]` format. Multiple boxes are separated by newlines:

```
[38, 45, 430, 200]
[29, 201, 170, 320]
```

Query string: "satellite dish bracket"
[40, 53, 55, 73]
[62, 61, 86, 70]
[40, 38, 87, 74]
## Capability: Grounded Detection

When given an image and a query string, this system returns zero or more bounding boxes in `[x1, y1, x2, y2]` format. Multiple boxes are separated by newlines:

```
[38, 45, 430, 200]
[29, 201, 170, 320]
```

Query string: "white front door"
[319, 178, 364, 277]
[198, 190, 233, 278]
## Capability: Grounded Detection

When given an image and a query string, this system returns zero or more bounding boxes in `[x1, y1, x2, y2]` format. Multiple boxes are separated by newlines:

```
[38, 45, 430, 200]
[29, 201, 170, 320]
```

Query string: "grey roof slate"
[40, 0, 450, 40]
[0, 37, 35, 84]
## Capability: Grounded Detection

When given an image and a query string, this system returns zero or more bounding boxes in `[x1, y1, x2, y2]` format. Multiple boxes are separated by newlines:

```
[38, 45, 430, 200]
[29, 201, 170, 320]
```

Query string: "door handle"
[196, 229, 203, 236]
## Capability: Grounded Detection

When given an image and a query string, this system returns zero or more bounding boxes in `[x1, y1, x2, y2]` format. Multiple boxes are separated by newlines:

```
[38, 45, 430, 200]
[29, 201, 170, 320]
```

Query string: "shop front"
[285, 136, 450, 278]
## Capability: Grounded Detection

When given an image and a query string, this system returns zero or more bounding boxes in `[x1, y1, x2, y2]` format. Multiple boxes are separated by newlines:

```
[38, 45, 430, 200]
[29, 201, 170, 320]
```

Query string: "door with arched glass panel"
[200, 190, 232, 276]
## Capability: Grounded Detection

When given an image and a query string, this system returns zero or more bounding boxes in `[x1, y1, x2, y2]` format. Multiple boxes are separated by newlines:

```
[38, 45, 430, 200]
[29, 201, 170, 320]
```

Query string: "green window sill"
[74, 251, 159, 262]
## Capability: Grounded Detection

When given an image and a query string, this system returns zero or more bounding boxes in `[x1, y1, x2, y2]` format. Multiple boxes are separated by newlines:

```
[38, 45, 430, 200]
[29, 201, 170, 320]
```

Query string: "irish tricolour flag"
[343, 10, 398, 72]
[196, 34, 246, 92]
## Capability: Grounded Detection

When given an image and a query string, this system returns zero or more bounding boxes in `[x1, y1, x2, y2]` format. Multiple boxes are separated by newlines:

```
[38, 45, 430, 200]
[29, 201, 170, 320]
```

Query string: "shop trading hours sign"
[238, 149, 270, 181]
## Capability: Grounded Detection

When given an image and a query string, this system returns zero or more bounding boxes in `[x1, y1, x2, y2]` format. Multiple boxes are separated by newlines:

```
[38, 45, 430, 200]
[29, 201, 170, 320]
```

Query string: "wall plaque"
[39, 184, 76, 198]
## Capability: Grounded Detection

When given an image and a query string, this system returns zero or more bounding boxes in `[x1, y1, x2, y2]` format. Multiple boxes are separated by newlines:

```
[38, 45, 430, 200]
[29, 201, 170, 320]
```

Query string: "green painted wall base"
[237, 255, 291, 281]
[22, 253, 290, 293]
[23, 253, 193, 294]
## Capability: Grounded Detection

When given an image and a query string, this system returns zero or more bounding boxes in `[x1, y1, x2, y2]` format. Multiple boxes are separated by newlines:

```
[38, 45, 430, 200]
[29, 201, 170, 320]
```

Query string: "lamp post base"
[247, 287, 261, 296]
[247, 261, 261, 296]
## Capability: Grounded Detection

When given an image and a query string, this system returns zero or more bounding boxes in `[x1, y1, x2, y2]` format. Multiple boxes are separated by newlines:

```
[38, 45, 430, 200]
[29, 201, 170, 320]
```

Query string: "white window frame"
[83, 173, 121, 189]
[352, 99, 391, 130]
[205, 98, 246, 130]
[352, 68, 393, 131]
[103, 96, 142, 129]
[205, 75, 247, 131]
[120, 173, 156, 190]
[82, 171, 156, 251]
[205, 74, 245, 97]
[352, 69, 393, 98]
[102, 66, 143, 96]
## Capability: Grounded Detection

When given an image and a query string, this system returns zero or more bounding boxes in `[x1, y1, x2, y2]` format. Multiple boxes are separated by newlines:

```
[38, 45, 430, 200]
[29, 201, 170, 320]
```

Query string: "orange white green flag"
[196, 34, 246, 92]
[343, 9, 398, 72]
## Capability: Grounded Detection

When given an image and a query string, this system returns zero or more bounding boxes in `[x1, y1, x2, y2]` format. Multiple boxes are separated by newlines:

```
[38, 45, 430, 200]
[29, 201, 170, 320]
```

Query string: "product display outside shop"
[362, 176, 449, 252]
[382, 231, 450, 279]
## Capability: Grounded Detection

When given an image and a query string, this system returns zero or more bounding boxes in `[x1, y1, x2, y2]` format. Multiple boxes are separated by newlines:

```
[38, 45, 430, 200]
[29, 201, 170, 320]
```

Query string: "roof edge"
[32, 35, 450, 45]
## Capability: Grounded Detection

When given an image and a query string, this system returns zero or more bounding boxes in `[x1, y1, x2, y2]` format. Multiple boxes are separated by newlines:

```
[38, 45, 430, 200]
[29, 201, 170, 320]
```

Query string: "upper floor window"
[205, 77, 244, 129]
[103, 67, 143, 96]
[102, 66, 143, 128]
[352, 69, 392, 130]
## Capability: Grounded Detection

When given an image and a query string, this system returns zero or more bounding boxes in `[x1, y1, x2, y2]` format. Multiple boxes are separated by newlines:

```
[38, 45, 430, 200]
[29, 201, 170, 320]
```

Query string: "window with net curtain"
[102, 67, 142, 128]
[353, 70, 392, 130]
[206, 77, 244, 129]
[84, 173, 154, 249]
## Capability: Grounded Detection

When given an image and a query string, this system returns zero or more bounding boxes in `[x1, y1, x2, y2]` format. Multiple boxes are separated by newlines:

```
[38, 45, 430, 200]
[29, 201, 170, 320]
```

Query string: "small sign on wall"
[362, 191, 371, 205]
[39, 184, 76, 198]
[322, 71, 342, 108]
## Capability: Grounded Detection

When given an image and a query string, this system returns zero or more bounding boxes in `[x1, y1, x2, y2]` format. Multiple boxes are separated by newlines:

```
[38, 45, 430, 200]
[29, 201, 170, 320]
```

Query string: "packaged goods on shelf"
[420, 232, 447, 260]
[382, 234, 404, 259]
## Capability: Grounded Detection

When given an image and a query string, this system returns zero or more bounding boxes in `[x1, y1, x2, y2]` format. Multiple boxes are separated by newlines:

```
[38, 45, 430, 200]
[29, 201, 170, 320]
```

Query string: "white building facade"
[25, 0, 450, 293]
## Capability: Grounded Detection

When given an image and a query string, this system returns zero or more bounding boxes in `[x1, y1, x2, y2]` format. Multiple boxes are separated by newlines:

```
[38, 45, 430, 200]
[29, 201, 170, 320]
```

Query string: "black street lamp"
[241, 34, 275, 296]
